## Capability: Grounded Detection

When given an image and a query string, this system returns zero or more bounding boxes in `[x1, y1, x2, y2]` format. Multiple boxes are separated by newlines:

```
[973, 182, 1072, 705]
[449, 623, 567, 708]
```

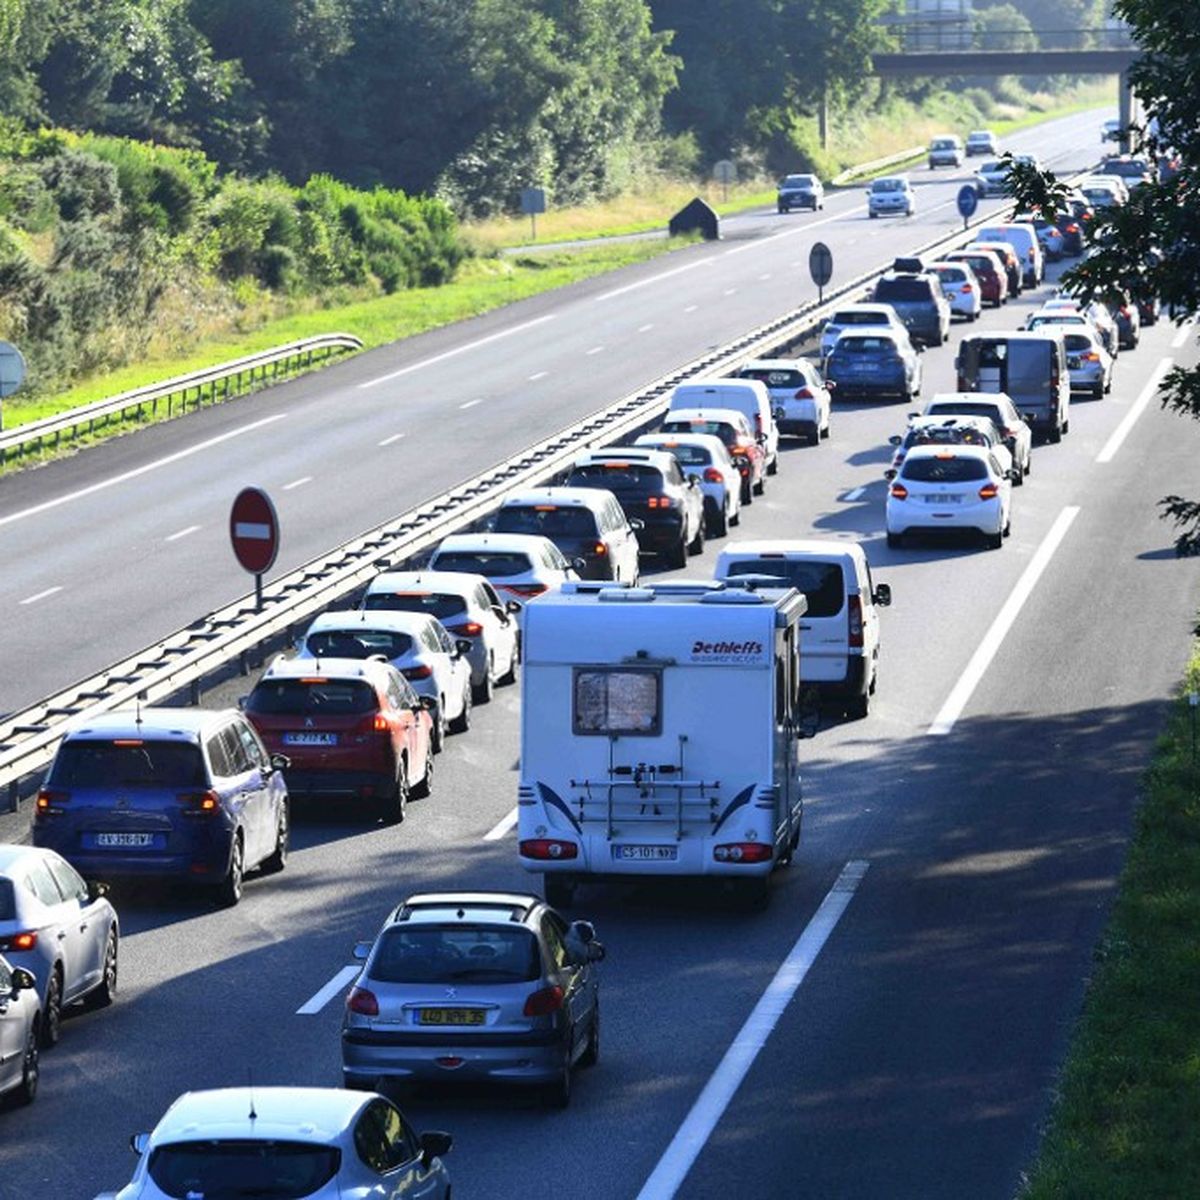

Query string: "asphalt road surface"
[4, 105, 1200, 1200]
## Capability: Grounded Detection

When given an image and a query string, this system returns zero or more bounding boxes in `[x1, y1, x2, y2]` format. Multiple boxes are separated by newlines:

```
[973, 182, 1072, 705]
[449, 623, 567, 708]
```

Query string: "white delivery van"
[518, 580, 810, 908]
[668, 378, 779, 475]
[714, 540, 891, 718]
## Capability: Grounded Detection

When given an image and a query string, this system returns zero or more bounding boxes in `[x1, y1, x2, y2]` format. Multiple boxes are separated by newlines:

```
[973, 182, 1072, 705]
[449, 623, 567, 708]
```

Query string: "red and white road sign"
[229, 487, 280, 575]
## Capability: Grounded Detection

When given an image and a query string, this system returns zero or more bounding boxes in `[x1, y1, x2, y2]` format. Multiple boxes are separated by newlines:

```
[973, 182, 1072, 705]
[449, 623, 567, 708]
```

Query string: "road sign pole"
[230, 487, 280, 613]
[256, 572, 264, 613]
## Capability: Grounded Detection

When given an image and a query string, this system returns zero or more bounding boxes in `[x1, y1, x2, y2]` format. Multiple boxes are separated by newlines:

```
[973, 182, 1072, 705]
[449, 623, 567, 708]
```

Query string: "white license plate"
[925, 494, 962, 504]
[283, 732, 337, 746]
[95, 832, 155, 847]
[612, 844, 678, 862]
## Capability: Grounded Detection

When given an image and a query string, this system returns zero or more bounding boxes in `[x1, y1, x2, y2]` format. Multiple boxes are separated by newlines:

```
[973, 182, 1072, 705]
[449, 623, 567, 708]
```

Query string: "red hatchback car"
[943, 249, 1008, 308]
[243, 657, 434, 822]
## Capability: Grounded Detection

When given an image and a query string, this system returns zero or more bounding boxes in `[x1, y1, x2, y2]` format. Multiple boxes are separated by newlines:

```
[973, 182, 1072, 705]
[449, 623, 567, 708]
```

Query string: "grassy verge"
[1020, 644, 1200, 1198]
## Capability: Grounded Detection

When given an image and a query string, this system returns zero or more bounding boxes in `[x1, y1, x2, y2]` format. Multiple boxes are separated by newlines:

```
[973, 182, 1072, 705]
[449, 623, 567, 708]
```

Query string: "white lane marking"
[459, 398, 483, 410]
[234, 521, 271, 540]
[635, 860, 869, 1200]
[165, 525, 200, 542]
[484, 807, 519, 842]
[843, 486, 866, 502]
[529, 371, 549, 382]
[684, 304, 699, 313]
[296, 965, 360, 1016]
[758, 273, 772, 281]
[586, 345, 605, 356]
[595, 256, 717, 302]
[359, 314, 556, 389]
[1170, 318, 1194, 350]
[378, 433, 406, 446]
[20, 586, 62, 605]
[723, 288, 738, 296]
[0, 414, 289, 532]
[928, 506, 1080, 736]
[282, 476, 312, 491]
[1096, 357, 1172, 464]
[638, 323, 655, 333]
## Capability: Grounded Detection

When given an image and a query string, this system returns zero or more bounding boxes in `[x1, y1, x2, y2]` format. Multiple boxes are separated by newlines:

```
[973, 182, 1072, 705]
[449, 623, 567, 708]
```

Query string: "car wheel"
[869, 211, 878, 219]
[886, 531, 904, 550]
[411, 746, 434, 800]
[449, 685, 472, 734]
[729, 502, 741, 526]
[544, 874, 575, 909]
[1093, 382, 1104, 400]
[41, 968, 62, 1048]
[688, 518, 705, 557]
[709, 505, 728, 538]
[846, 689, 870, 720]
[545, 1057, 572, 1109]
[741, 478, 754, 505]
[669, 536, 687, 570]
[17, 1021, 38, 1105]
[430, 703, 446, 753]
[1012, 461, 1025, 487]
[261, 802, 289, 874]
[579, 1006, 600, 1068]
[1023, 452, 1032, 477]
[217, 834, 245, 908]
[767, 455, 778, 477]
[820, 418, 831, 440]
[1104, 372, 1113, 395]
[382, 755, 409, 822]
[1049, 423, 1063, 444]
[89, 929, 119, 1008]
[473, 658, 494, 705]
[752, 474, 765, 496]
[985, 529, 1004, 550]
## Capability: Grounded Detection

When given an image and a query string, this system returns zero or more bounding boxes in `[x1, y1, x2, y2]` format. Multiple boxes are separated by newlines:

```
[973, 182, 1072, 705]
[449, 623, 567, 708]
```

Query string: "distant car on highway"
[976, 221, 1044, 287]
[965, 129, 999, 156]
[972, 158, 1011, 197]
[1097, 154, 1156, 189]
[1079, 176, 1127, 209]
[94, 1086, 452, 1200]
[776, 172, 824, 212]
[927, 135, 964, 168]
[867, 174, 915, 218]
[1102, 117, 1121, 143]
[0, 954, 39, 1106]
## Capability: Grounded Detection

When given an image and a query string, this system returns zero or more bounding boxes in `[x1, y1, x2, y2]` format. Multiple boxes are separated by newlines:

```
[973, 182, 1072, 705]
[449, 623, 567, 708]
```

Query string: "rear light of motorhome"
[346, 986, 379, 1017]
[713, 843, 773, 864]
[519, 838, 579, 860]
[703, 467, 723, 484]
[890, 483, 909, 500]
[402, 665, 434, 681]
[848, 595, 864, 648]
[35, 787, 69, 815]
[523, 985, 565, 1017]
[0, 931, 38, 952]
[978, 482, 1000, 500]
[179, 789, 221, 815]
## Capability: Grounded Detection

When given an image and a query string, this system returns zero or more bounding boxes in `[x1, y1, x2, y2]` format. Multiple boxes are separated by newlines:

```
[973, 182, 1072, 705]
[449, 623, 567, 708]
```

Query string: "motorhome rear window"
[573, 668, 661, 736]
[724, 560, 844, 617]
[50, 740, 207, 788]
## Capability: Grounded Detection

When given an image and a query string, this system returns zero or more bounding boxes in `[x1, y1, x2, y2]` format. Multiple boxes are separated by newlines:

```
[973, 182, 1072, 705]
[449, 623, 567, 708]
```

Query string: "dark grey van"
[955, 331, 1070, 443]
[872, 272, 951, 347]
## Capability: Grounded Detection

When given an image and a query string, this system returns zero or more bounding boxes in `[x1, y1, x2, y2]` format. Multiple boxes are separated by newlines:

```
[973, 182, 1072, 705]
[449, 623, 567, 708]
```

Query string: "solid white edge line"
[0, 414, 289, 532]
[529, 371, 549, 381]
[359, 314, 557, 389]
[1170, 318, 1195, 350]
[635, 860, 869, 1200]
[483, 807, 519, 842]
[1096, 357, 1172, 464]
[296, 964, 360, 1016]
[459, 398, 483, 410]
[928, 505, 1080, 736]
[282, 476, 313, 491]
[378, 433, 406, 446]
[20, 586, 62, 605]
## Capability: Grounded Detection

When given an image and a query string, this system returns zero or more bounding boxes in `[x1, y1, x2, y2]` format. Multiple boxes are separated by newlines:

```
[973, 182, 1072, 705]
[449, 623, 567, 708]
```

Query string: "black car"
[564, 448, 705, 568]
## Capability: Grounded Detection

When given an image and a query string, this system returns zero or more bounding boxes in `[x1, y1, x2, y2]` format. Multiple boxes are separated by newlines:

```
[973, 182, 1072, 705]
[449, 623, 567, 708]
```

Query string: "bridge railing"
[881, 23, 1136, 55]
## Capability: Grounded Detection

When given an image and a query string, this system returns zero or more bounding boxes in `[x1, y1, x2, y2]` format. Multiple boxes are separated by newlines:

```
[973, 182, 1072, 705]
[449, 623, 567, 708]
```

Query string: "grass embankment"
[1021, 646, 1200, 1198]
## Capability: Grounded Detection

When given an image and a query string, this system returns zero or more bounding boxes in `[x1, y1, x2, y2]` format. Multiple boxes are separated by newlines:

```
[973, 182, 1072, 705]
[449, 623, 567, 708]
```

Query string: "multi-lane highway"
[3, 105, 1200, 1199]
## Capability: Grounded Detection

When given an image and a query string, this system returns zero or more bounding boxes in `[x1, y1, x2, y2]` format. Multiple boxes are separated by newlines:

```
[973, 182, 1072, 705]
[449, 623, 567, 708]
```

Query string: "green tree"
[973, 4, 1037, 53]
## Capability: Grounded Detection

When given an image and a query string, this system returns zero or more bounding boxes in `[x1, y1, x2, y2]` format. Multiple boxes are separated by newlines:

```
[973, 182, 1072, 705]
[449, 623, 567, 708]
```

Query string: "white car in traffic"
[928, 261, 982, 322]
[428, 533, 579, 612]
[735, 357, 833, 445]
[634, 432, 744, 537]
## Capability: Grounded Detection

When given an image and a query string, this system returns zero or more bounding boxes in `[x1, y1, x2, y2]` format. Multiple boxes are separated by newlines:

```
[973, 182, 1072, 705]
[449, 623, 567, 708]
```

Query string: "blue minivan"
[32, 709, 290, 906]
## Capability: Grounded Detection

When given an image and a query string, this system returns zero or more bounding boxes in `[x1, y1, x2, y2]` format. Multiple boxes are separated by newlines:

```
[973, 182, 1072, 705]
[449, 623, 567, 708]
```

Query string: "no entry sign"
[230, 487, 280, 576]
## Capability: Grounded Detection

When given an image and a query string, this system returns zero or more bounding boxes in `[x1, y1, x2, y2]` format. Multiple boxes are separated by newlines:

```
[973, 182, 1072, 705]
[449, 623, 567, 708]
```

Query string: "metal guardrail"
[0, 194, 1029, 809]
[0, 334, 363, 466]
[832, 146, 925, 188]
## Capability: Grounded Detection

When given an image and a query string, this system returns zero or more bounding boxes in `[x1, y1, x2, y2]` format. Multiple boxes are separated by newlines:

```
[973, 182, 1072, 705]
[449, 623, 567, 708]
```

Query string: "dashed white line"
[843, 486, 866, 502]
[296, 965, 360, 1016]
[359, 314, 556, 389]
[594, 256, 717, 302]
[758, 273, 772, 281]
[20, 586, 62, 606]
[684, 304, 699, 313]
[282, 476, 312, 491]
[484, 807, 519, 842]
[0, 414, 290, 532]
[928, 506, 1080, 736]
[1170, 318, 1194, 350]
[586, 345, 605, 356]
[459, 398, 483, 410]
[529, 371, 549, 382]
[635, 860, 869, 1200]
[165, 525, 200, 542]
[378, 433, 406, 446]
[723, 288, 738, 296]
[1096, 357, 1172, 464]
[638, 323, 655, 333]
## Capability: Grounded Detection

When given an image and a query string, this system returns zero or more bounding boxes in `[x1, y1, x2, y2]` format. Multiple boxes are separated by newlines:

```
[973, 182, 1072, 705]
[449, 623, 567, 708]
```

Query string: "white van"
[668, 378, 779, 475]
[714, 540, 891, 718]
[518, 580, 811, 908]
[976, 222, 1044, 288]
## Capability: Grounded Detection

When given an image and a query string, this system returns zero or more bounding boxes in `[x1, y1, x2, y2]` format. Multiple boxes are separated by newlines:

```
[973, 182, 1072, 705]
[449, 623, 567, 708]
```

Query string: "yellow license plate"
[418, 1008, 485, 1026]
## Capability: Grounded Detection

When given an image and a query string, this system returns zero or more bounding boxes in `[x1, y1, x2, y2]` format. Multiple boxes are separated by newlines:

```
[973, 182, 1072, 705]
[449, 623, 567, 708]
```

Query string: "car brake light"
[347, 986, 379, 1017]
[519, 838, 579, 860]
[713, 843, 773, 863]
[36, 787, 69, 813]
[402, 665, 434, 680]
[524, 985, 565, 1017]
[0, 931, 38, 952]
[179, 789, 221, 814]
[962, 283, 974, 293]
[592, 542, 608, 556]
[1065, 223, 1079, 234]
[890, 483, 909, 500]
[1082, 351, 1100, 363]
[646, 496, 674, 509]
[794, 387, 813, 399]
[979, 483, 1000, 500]
[356, 713, 389, 733]
[703, 467, 723, 484]
[848, 595, 864, 649]
[447, 622, 484, 636]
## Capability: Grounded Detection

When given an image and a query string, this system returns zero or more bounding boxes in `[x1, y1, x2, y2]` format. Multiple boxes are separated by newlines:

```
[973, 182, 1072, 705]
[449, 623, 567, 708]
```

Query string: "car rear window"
[50, 740, 207, 788]
[833, 336, 897, 355]
[304, 629, 413, 660]
[494, 505, 599, 538]
[370, 925, 541, 983]
[739, 367, 805, 388]
[654, 442, 711, 466]
[0, 879, 16, 920]
[901, 456, 988, 482]
[875, 277, 934, 302]
[566, 463, 665, 490]
[245, 679, 378, 716]
[830, 310, 888, 326]
[148, 1141, 341, 1199]
[782, 175, 814, 187]
[363, 591, 467, 620]
[932, 266, 966, 282]
[927, 402, 1002, 422]
[1064, 334, 1093, 351]
[431, 551, 532, 578]
[871, 178, 904, 193]
[662, 420, 735, 447]
[955, 255, 995, 275]
[723, 560, 845, 617]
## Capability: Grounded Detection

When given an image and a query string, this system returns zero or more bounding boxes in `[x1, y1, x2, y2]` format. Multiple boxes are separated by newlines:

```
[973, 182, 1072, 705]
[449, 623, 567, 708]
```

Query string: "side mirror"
[873, 583, 892, 607]
[10, 966, 36, 994]
[270, 753, 291, 772]
[773, 406, 786, 421]
[505, 600, 523, 615]
[884, 469, 897, 481]
[455, 638, 473, 657]
[130, 1132, 151, 1157]
[569, 919, 596, 944]
[629, 519, 645, 532]
[87, 880, 109, 902]
[419, 1131, 453, 1168]
[572, 557, 588, 573]
[352, 940, 372, 961]
[237, 696, 248, 711]
[420, 695, 438, 711]
[888, 435, 902, 446]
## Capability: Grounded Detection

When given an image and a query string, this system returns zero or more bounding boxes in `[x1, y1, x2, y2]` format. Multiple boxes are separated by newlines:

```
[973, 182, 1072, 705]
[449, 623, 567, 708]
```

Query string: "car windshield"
[566, 463, 664, 491]
[363, 592, 467, 620]
[147, 1140, 341, 1199]
[370, 925, 541, 983]
[50, 740, 207, 788]
[304, 629, 414, 659]
[875, 278, 933, 302]
[245, 679, 378, 716]
[902, 456, 988, 483]
[432, 551, 532, 578]
[494, 506, 598, 538]
[871, 178, 904, 193]
[723, 560, 844, 617]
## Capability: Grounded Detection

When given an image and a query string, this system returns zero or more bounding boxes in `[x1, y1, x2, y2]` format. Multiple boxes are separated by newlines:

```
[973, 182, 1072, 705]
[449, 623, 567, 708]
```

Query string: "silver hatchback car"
[342, 891, 604, 1107]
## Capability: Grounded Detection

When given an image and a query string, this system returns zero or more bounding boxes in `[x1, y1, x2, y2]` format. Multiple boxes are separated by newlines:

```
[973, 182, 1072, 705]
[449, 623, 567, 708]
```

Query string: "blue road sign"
[956, 184, 979, 219]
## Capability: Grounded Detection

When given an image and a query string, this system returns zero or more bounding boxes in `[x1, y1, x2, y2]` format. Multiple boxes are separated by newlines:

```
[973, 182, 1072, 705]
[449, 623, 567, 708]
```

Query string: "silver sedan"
[0, 954, 40, 1106]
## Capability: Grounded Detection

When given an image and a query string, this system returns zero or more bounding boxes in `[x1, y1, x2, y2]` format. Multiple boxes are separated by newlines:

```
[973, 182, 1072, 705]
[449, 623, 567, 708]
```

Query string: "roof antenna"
[247, 1068, 258, 1121]
[135, 691, 146, 728]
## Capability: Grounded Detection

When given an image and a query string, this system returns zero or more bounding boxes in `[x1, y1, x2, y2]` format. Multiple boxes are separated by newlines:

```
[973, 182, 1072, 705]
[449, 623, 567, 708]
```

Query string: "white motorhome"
[517, 580, 810, 908]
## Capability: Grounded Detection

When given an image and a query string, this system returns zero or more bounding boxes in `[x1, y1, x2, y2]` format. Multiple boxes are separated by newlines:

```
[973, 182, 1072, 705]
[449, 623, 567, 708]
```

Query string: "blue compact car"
[33, 708, 290, 906]
[824, 330, 922, 403]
